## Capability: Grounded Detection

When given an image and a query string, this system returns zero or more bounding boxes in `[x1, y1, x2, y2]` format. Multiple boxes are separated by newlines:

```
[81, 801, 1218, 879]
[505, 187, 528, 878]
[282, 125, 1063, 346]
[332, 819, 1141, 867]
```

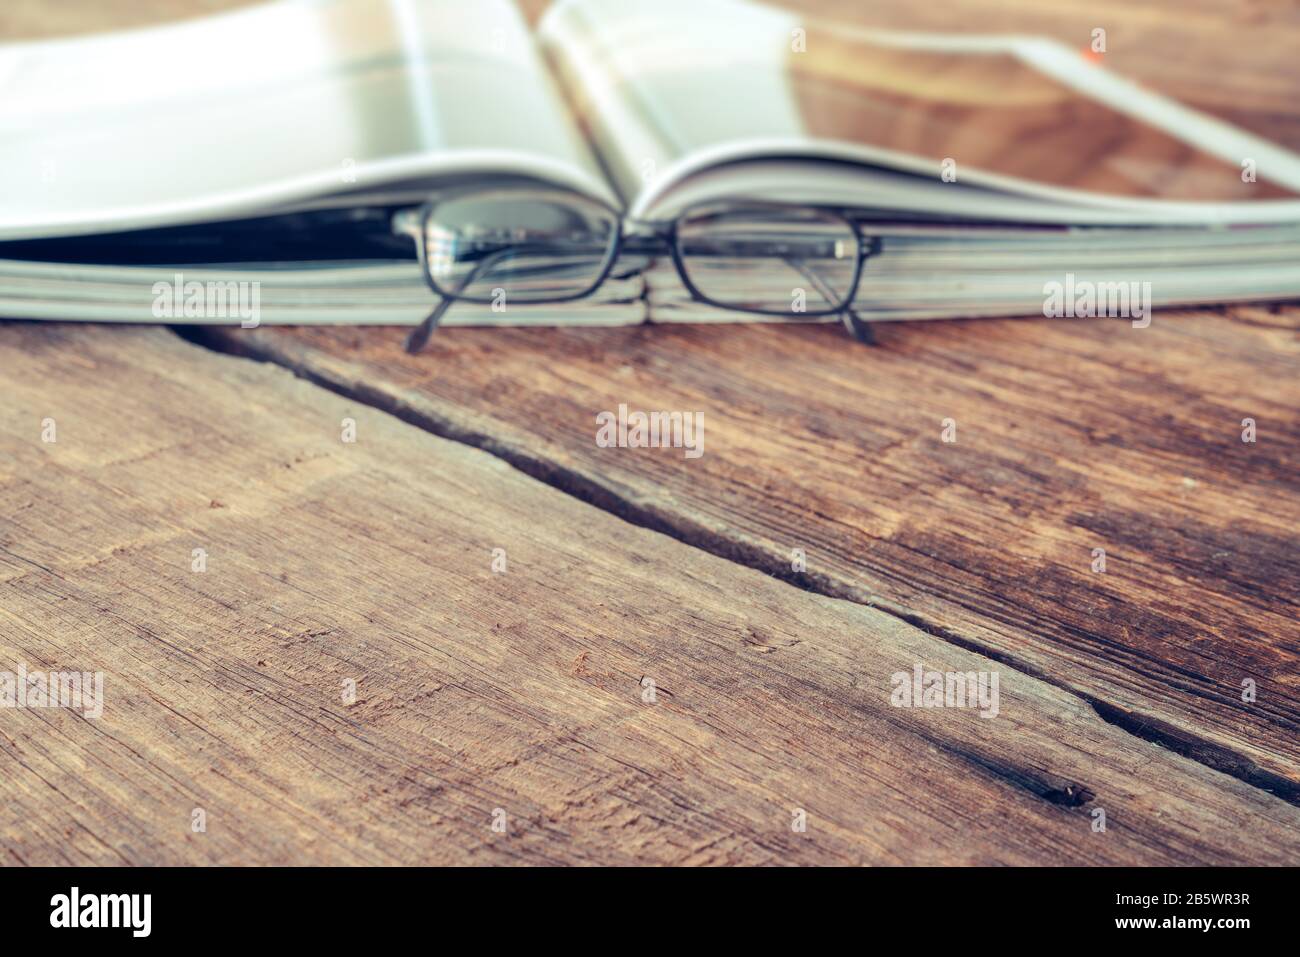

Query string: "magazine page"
[0, 0, 617, 242]
[539, 0, 1300, 223]
[0, 255, 648, 326]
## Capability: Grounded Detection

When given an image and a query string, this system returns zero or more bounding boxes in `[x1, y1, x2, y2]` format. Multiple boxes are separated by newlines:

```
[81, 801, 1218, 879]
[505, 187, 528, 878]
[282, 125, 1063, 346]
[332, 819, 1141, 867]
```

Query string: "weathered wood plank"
[798, 0, 1300, 153]
[204, 306, 1300, 797]
[2, 324, 1297, 864]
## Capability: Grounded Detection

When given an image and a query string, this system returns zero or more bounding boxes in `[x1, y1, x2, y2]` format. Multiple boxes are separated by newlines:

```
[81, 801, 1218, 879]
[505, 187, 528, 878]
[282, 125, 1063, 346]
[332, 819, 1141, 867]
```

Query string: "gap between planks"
[3, 321, 1298, 864]
[180, 324, 1300, 808]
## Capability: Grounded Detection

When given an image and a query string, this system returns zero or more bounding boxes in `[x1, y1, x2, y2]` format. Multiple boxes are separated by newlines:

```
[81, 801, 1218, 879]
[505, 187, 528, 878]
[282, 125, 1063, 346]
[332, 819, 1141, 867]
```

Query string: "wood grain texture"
[204, 306, 1300, 800]
[4, 0, 1300, 865]
[790, 30, 1295, 201]
[794, 0, 1300, 155]
[1, 324, 1297, 865]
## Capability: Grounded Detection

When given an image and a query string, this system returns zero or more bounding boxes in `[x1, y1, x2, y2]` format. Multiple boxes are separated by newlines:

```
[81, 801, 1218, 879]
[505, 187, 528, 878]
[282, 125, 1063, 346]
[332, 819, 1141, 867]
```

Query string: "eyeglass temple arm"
[403, 288, 458, 355]
[832, 248, 876, 344]
[405, 239, 599, 354]
[840, 234, 883, 344]
[782, 255, 876, 346]
[404, 248, 513, 355]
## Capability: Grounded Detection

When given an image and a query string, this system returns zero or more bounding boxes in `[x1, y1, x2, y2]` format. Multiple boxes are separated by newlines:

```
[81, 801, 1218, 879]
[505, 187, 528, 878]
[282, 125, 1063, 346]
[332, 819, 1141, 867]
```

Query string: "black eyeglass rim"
[668, 202, 865, 317]
[410, 192, 869, 317]
[413, 188, 623, 306]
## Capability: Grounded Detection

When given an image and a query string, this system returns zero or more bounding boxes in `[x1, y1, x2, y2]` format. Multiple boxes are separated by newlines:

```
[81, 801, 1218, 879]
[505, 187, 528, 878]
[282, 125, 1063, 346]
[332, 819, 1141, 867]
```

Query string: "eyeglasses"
[391, 187, 882, 353]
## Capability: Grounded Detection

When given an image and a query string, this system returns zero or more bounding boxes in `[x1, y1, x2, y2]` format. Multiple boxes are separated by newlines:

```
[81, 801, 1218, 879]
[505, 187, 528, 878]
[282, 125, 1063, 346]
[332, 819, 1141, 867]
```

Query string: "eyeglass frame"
[391, 187, 882, 351]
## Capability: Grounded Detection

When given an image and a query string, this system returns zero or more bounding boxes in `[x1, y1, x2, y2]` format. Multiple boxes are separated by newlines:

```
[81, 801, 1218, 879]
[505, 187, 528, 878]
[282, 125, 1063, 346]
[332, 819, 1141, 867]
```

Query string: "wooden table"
[1, 0, 1297, 866]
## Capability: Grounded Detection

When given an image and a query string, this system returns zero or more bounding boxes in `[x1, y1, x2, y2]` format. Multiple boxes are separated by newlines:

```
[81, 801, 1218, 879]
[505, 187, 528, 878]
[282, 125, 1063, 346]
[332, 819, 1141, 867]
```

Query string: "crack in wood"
[178, 326, 1300, 808]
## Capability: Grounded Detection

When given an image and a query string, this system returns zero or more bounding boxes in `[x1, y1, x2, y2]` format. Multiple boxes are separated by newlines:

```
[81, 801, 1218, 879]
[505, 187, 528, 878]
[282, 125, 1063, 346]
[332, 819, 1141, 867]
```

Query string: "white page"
[0, 256, 649, 325]
[647, 159, 1300, 226]
[539, 0, 1300, 223]
[0, 0, 617, 241]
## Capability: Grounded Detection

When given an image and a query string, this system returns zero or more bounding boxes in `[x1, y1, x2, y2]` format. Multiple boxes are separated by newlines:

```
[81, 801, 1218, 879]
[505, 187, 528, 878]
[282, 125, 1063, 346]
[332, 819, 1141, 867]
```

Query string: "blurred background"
[5, 0, 1298, 158]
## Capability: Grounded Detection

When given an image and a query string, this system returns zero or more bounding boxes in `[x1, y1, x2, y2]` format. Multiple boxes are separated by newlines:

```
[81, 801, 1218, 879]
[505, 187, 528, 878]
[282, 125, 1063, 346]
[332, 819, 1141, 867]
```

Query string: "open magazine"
[3, 0, 1299, 328]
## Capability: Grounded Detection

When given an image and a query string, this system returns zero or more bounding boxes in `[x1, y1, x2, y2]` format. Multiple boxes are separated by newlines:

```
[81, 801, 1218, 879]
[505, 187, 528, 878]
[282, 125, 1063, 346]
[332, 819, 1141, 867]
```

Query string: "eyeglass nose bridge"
[617, 217, 675, 256]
